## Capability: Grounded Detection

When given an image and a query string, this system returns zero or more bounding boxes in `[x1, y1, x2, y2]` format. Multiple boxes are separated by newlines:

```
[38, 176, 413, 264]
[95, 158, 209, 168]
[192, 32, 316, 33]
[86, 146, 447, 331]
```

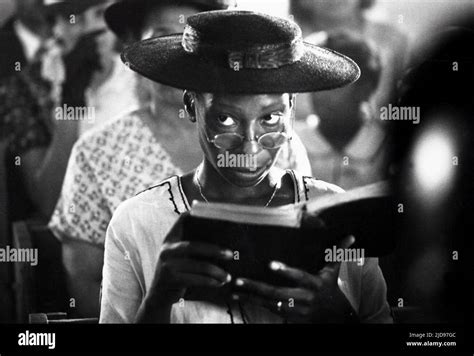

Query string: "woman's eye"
[262, 113, 282, 126]
[217, 115, 236, 127]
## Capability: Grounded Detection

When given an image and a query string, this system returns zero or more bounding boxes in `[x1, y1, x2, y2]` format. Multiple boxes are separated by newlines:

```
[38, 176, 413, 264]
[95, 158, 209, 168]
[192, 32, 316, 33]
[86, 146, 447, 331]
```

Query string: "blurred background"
[3, 0, 474, 42]
[0, 0, 473, 325]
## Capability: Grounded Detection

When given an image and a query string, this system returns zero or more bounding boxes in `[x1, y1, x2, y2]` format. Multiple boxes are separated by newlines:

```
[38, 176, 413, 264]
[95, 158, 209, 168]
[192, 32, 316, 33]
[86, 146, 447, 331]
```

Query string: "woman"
[100, 10, 392, 323]
[290, 0, 409, 129]
[295, 31, 389, 189]
[49, 0, 310, 318]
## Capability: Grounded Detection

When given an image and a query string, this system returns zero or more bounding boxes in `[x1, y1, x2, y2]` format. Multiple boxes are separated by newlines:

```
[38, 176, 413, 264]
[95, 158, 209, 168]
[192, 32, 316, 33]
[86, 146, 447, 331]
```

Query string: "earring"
[183, 91, 197, 122]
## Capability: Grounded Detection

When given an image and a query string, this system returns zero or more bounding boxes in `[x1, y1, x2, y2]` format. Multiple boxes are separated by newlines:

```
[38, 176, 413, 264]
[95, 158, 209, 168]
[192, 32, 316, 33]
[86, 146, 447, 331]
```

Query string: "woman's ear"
[183, 90, 197, 122]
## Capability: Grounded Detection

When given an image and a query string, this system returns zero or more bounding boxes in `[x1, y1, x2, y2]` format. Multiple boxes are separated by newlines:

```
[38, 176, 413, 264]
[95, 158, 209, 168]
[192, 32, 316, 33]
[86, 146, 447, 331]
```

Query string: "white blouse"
[100, 170, 393, 323]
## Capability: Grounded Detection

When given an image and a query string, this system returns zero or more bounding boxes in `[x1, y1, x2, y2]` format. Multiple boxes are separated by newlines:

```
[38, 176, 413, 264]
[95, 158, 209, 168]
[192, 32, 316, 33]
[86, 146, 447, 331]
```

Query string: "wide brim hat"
[105, 0, 236, 42]
[44, 0, 106, 16]
[122, 10, 360, 94]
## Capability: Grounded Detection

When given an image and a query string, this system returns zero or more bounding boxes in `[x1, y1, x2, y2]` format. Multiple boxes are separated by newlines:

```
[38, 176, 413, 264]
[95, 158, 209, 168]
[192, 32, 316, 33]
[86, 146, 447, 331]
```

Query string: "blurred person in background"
[79, 2, 140, 135]
[0, 0, 106, 226]
[49, 0, 312, 318]
[0, 0, 107, 322]
[290, 0, 408, 127]
[0, 0, 50, 242]
[295, 31, 387, 189]
[43, 0, 139, 135]
[0, 0, 51, 81]
[0, 0, 53, 322]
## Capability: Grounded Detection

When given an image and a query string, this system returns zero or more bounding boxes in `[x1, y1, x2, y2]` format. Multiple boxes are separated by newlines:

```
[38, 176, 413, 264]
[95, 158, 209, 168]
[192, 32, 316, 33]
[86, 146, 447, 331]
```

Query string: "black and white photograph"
[0, 0, 473, 353]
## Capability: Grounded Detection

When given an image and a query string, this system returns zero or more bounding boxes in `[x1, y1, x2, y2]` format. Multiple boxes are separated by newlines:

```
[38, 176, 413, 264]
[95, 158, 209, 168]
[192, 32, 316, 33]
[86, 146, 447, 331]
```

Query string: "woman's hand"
[232, 235, 359, 323]
[136, 213, 233, 322]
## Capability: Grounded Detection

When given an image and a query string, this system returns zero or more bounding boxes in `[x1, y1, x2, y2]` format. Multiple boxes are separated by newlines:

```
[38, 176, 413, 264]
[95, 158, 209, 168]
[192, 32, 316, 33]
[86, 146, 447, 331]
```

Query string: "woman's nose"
[241, 138, 260, 155]
[239, 124, 259, 154]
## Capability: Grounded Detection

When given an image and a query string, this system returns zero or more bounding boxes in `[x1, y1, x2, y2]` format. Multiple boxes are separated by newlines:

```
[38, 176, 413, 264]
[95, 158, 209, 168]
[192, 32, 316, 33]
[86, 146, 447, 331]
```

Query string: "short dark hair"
[323, 31, 382, 93]
[290, 0, 376, 23]
[132, 0, 234, 42]
[360, 0, 376, 10]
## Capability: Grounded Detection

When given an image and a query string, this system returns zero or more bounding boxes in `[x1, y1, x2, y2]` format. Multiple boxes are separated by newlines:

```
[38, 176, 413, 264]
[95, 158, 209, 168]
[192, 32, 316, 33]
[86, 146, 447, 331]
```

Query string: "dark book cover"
[182, 181, 398, 302]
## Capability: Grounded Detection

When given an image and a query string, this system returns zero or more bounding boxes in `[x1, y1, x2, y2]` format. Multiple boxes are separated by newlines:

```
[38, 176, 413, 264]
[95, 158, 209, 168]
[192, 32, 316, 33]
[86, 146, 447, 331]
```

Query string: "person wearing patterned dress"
[99, 10, 393, 324]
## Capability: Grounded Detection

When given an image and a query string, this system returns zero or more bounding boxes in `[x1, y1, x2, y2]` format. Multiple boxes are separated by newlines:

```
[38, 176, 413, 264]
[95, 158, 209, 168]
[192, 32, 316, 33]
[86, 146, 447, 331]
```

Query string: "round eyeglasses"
[204, 130, 292, 150]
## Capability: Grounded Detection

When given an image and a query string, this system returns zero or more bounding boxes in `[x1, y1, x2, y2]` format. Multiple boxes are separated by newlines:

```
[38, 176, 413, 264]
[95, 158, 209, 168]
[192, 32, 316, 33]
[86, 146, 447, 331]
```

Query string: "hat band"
[182, 25, 305, 69]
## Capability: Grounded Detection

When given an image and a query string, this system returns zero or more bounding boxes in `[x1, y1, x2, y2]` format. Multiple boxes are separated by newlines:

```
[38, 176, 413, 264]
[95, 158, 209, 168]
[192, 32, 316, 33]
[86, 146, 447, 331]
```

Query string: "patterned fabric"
[49, 109, 182, 245]
[0, 60, 53, 156]
[49, 109, 311, 246]
[99, 170, 392, 323]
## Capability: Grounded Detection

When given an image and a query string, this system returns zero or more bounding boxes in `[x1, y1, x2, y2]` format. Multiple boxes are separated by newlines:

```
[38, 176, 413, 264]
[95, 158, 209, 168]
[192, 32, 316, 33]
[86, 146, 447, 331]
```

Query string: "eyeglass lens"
[212, 132, 288, 150]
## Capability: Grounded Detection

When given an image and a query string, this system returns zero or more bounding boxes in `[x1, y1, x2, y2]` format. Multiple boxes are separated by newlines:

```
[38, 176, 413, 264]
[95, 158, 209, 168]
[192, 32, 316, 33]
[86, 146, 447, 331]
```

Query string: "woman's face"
[53, 3, 109, 53]
[141, 4, 197, 39]
[194, 93, 294, 187]
[139, 4, 200, 107]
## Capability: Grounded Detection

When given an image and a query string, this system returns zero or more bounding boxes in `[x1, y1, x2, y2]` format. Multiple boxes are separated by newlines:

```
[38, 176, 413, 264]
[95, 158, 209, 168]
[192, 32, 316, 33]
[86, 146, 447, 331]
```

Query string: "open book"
[182, 181, 397, 298]
[190, 180, 391, 228]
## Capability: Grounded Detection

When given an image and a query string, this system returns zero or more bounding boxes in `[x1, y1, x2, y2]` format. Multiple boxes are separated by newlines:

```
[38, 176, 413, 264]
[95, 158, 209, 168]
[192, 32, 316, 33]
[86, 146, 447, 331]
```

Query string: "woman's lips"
[232, 167, 259, 173]
[229, 164, 267, 177]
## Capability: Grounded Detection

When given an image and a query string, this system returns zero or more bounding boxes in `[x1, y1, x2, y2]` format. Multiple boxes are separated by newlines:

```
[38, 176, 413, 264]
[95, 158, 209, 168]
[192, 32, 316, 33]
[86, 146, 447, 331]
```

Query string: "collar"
[13, 20, 43, 62]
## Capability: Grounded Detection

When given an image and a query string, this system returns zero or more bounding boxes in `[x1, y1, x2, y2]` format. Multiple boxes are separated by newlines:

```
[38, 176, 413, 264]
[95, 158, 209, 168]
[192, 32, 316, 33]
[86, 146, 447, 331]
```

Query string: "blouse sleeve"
[48, 140, 111, 245]
[99, 202, 143, 323]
